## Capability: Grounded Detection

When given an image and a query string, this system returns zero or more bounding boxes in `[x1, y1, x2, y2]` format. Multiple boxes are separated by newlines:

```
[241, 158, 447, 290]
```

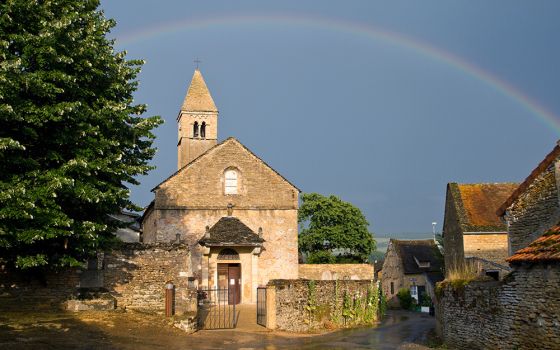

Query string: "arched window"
[200, 122, 206, 139]
[218, 248, 239, 260]
[193, 122, 199, 138]
[224, 169, 238, 194]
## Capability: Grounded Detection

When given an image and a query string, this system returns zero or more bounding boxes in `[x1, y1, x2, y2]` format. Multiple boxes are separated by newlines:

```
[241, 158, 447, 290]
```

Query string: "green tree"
[298, 193, 376, 263]
[0, 0, 162, 269]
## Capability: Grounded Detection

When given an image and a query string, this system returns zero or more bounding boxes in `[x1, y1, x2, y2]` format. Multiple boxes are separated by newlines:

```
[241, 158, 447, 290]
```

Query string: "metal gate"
[256, 287, 267, 327]
[197, 288, 237, 330]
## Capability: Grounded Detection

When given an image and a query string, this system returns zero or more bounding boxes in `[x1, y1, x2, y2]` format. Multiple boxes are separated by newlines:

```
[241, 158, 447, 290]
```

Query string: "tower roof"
[181, 69, 218, 112]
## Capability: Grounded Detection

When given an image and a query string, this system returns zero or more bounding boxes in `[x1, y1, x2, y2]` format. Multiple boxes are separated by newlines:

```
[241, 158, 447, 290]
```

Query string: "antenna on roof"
[194, 58, 201, 70]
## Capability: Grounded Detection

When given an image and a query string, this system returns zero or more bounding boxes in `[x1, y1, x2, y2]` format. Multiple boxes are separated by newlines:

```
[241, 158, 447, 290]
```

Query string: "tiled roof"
[391, 239, 443, 274]
[449, 182, 518, 232]
[199, 217, 264, 247]
[181, 69, 218, 112]
[507, 225, 560, 264]
[497, 143, 560, 217]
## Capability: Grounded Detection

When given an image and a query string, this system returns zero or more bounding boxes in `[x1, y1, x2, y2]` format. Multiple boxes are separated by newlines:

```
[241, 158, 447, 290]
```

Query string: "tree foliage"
[298, 193, 376, 263]
[0, 0, 163, 269]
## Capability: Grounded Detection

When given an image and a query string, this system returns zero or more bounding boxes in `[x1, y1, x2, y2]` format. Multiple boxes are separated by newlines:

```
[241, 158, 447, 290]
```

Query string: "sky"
[99, 0, 560, 237]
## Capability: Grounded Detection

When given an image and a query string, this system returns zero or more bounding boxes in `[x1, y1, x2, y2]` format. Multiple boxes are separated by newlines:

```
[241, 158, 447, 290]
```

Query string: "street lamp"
[432, 222, 437, 240]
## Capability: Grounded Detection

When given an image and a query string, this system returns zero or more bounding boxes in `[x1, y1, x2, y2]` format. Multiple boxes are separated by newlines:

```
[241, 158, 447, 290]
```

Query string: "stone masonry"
[436, 264, 560, 350]
[144, 137, 299, 303]
[298, 264, 374, 280]
[103, 243, 196, 313]
[269, 279, 377, 332]
[501, 160, 560, 255]
[0, 243, 196, 314]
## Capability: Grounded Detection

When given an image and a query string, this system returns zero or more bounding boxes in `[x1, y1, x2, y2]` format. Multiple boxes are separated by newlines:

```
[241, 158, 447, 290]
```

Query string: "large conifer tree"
[0, 0, 162, 269]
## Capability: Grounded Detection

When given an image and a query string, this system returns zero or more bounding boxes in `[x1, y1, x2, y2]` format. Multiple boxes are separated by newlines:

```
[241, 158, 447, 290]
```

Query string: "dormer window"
[414, 256, 431, 268]
[224, 169, 238, 194]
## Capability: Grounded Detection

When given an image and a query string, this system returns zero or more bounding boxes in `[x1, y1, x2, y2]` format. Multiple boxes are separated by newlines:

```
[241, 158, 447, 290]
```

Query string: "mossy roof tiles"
[507, 225, 560, 263]
[449, 182, 518, 232]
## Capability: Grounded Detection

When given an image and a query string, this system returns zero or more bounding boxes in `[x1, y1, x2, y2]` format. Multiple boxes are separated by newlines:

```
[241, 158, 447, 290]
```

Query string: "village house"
[437, 143, 560, 349]
[442, 182, 517, 279]
[141, 69, 300, 304]
[381, 239, 443, 306]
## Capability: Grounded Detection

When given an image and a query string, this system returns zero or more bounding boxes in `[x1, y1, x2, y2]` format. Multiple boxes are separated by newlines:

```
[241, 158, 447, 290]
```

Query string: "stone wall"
[0, 267, 81, 309]
[103, 243, 196, 314]
[0, 243, 196, 314]
[437, 264, 560, 350]
[381, 240, 403, 303]
[443, 184, 464, 271]
[463, 234, 509, 266]
[269, 279, 379, 332]
[298, 264, 374, 280]
[505, 160, 560, 254]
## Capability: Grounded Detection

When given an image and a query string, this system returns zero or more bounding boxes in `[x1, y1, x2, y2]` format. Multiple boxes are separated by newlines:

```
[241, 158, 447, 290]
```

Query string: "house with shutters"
[141, 69, 300, 304]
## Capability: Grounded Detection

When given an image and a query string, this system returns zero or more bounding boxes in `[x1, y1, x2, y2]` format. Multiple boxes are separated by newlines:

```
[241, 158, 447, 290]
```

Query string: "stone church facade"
[142, 70, 299, 304]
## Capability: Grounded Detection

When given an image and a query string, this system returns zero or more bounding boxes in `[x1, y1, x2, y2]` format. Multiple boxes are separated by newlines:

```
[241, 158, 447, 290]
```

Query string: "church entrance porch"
[199, 216, 265, 304]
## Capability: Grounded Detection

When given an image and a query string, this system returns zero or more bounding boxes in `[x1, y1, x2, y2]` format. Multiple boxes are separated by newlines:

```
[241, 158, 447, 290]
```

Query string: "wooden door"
[228, 264, 241, 305]
[217, 264, 229, 302]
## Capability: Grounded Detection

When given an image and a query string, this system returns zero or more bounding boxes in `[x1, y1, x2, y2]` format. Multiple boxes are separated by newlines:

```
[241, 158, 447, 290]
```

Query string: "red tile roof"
[497, 143, 560, 217]
[448, 183, 518, 232]
[507, 225, 560, 263]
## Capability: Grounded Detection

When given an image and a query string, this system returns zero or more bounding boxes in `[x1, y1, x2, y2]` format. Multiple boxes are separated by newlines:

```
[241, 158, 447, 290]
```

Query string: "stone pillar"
[251, 247, 261, 303]
[266, 285, 276, 330]
[201, 246, 210, 289]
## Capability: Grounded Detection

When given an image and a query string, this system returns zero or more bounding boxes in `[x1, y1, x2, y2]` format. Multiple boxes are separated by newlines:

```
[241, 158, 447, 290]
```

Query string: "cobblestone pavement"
[0, 307, 436, 350]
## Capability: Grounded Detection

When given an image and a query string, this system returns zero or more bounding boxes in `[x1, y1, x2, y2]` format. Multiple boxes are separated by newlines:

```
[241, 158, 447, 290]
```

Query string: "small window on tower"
[193, 122, 199, 138]
[200, 122, 206, 139]
[224, 169, 238, 194]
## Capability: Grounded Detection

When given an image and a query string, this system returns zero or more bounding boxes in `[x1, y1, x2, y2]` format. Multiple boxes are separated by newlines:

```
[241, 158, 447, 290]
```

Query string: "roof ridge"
[152, 137, 300, 192]
[497, 143, 560, 217]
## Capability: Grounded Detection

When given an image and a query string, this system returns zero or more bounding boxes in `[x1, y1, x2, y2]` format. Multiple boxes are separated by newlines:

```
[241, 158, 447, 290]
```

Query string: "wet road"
[187, 310, 435, 350]
[0, 309, 435, 349]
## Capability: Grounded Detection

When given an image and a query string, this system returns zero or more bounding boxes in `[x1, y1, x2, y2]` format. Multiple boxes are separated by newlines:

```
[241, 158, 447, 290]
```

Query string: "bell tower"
[177, 69, 219, 169]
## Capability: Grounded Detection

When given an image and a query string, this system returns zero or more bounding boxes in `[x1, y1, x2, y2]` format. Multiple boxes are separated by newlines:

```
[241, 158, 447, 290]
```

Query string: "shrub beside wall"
[269, 279, 384, 332]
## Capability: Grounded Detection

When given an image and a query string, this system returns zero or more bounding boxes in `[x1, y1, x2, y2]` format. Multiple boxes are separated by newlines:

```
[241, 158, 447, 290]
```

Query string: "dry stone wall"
[0, 267, 81, 309]
[505, 161, 560, 254]
[298, 264, 374, 280]
[437, 264, 560, 350]
[103, 243, 196, 314]
[0, 243, 196, 314]
[270, 279, 379, 332]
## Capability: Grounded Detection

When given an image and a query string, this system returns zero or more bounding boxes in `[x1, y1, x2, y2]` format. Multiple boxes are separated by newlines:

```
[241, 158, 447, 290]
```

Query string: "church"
[142, 69, 300, 304]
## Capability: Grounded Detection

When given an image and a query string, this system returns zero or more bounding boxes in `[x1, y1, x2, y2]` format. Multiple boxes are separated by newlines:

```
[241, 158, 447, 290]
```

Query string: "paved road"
[188, 310, 435, 350]
[0, 308, 435, 349]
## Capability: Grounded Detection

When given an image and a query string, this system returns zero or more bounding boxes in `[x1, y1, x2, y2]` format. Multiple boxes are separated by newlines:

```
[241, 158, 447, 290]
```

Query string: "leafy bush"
[397, 288, 413, 310]
[421, 293, 432, 307]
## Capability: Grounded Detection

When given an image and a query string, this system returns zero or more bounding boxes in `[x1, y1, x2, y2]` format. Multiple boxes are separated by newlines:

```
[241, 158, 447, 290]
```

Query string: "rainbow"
[114, 14, 560, 135]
